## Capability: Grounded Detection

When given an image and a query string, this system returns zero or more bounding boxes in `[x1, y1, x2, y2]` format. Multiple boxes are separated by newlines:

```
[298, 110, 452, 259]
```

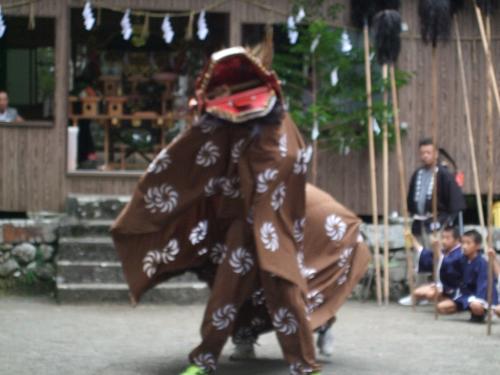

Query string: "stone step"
[58, 220, 113, 238]
[56, 282, 208, 304]
[65, 194, 130, 220]
[56, 260, 200, 284]
[58, 236, 117, 262]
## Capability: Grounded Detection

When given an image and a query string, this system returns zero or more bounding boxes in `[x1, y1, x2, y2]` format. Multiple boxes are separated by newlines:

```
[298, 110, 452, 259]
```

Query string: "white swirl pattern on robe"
[189, 220, 209, 245]
[196, 141, 221, 167]
[325, 214, 347, 241]
[144, 184, 179, 214]
[272, 307, 298, 335]
[212, 304, 237, 330]
[260, 222, 279, 252]
[229, 247, 254, 275]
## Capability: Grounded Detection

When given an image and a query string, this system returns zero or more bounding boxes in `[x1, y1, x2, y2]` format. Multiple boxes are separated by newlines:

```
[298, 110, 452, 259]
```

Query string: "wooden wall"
[0, 0, 499, 215]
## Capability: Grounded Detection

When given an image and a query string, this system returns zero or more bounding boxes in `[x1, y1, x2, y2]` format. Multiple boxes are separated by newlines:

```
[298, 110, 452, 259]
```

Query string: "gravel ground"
[0, 297, 499, 375]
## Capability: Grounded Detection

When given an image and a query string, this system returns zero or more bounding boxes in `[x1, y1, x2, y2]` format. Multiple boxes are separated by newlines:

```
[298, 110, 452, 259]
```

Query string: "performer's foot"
[178, 364, 209, 375]
[229, 343, 256, 360]
[316, 327, 334, 357]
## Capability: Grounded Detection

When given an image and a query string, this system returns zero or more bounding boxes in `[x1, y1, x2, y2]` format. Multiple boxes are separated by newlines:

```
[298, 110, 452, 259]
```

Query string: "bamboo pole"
[382, 64, 390, 305]
[311, 53, 319, 185]
[472, 3, 500, 118]
[453, 17, 485, 230]
[485, 14, 494, 337]
[364, 22, 382, 306]
[430, 45, 440, 320]
[389, 65, 415, 309]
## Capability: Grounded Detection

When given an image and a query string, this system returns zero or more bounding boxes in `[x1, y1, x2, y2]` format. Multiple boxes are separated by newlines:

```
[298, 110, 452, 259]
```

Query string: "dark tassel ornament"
[450, 0, 466, 15]
[476, 0, 499, 15]
[376, 0, 401, 11]
[350, 0, 378, 28]
[418, 0, 452, 47]
[373, 10, 402, 65]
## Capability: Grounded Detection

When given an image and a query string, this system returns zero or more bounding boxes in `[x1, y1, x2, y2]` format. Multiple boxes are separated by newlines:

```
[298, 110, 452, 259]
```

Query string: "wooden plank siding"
[0, 0, 499, 214]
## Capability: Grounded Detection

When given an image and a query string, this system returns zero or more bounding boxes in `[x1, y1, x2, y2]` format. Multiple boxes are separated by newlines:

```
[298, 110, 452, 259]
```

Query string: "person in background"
[437, 230, 498, 322]
[0, 91, 24, 123]
[407, 138, 466, 247]
[399, 226, 463, 307]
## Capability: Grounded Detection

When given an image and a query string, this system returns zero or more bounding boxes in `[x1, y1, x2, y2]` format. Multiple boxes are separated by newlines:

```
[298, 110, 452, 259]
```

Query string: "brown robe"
[111, 109, 370, 374]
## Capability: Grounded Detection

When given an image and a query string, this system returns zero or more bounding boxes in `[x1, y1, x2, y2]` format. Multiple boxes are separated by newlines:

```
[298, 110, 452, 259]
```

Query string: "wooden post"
[431, 44, 440, 320]
[390, 65, 416, 309]
[364, 22, 382, 306]
[453, 17, 485, 231]
[311, 54, 319, 185]
[473, 3, 500, 120]
[485, 14, 495, 337]
[382, 64, 390, 305]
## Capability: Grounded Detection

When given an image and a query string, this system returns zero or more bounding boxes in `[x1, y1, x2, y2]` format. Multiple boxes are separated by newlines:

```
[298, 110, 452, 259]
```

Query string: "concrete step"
[58, 220, 113, 238]
[56, 282, 209, 304]
[58, 236, 117, 262]
[65, 194, 130, 220]
[56, 260, 200, 284]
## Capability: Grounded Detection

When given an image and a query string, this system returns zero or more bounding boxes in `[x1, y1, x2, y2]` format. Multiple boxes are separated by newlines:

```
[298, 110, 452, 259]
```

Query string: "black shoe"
[469, 313, 486, 323]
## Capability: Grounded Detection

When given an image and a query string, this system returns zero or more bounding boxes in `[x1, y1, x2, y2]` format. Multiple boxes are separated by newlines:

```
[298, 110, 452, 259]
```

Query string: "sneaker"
[316, 327, 334, 357]
[398, 295, 429, 306]
[179, 364, 209, 375]
[229, 343, 256, 361]
[398, 295, 413, 306]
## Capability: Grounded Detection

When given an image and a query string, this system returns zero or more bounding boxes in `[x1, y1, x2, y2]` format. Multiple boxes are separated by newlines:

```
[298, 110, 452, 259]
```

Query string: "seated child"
[399, 226, 463, 306]
[437, 230, 499, 322]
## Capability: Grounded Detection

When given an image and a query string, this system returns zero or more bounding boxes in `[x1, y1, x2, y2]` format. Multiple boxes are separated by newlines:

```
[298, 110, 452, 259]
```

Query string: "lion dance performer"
[111, 46, 370, 375]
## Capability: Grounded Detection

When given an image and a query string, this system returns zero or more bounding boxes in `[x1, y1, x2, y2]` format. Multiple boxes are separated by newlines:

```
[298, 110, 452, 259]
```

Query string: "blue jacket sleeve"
[474, 259, 499, 306]
[418, 249, 434, 274]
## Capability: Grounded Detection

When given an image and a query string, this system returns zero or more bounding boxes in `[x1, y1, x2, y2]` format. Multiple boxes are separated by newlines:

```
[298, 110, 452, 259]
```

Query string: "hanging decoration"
[28, 0, 36, 30]
[310, 34, 320, 53]
[0, 6, 6, 38]
[185, 11, 194, 40]
[197, 10, 209, 40]
[82, 1, 95, 31]
[330, 68, 339, 87]
[295, 6, 306, 23]
[121, 9, 133, 40]
[287, 15, 298, 44]
[162, 15, 175, 44]
[340, 30, 352, 53]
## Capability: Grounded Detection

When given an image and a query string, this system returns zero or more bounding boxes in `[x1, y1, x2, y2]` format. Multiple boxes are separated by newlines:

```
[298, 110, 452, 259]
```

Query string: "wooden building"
[0, 0, 499, 216]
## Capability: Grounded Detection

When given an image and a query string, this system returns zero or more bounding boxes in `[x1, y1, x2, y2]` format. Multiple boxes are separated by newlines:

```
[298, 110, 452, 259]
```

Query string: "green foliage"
[272, 1, 411, 154]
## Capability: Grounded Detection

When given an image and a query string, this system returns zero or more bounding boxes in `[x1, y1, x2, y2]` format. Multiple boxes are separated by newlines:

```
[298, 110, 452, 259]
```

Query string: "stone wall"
[0, 216, 60, 295]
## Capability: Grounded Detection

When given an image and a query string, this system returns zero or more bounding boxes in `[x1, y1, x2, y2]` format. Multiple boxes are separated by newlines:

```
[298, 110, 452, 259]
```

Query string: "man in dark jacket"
[407, 138, 466, 246]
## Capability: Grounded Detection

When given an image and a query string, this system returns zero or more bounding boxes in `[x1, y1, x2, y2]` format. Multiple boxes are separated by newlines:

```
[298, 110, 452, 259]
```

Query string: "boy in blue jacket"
[437, 230, 498, 322]
[399, 226, 463, 306]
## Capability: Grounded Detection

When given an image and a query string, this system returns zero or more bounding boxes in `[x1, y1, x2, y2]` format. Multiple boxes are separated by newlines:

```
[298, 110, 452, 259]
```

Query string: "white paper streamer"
[162, 16, 175, 44]
[82, 1, 95, 31]
[287, 16, 298, 44]
[310, 34, 320, 53]
[330, 68, 339, 87]
[0, 6, 6, 38]
[341, 30, 352, 53]
[311, 119, 320, 141]
[372, 117, 381, 135]
[121, 9, 132, 40]
[197, 10, 209, 40]
[295, 6, 306, 23]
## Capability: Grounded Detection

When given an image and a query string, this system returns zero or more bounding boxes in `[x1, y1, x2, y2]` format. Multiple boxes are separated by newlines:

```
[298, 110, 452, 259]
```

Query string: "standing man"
[407, 138, 466, 247]
[0, 91, 24, 123]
